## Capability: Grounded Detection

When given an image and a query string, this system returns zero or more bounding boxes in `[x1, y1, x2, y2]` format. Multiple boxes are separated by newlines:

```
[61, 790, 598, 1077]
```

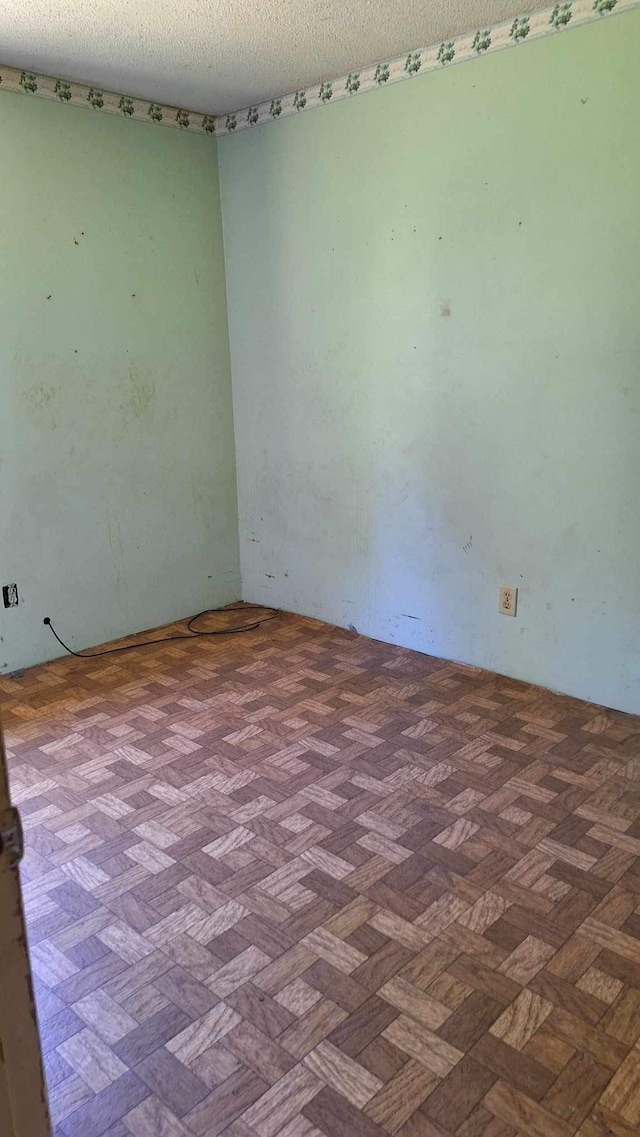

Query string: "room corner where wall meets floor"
[220, 9, 640, 716]
[0, 94, 240, 676]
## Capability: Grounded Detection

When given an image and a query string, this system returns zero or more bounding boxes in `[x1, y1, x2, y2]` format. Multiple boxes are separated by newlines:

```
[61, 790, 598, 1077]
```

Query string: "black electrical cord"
[43, 604, 280, 659]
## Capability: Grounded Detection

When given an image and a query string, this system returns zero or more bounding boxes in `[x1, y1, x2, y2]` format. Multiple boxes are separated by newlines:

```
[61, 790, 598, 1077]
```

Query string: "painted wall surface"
[219, 13, 640, 713]
[0, 95, 239, 673]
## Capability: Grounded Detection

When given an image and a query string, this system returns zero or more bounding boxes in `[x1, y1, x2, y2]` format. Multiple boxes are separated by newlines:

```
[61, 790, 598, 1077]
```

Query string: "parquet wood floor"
[2, 609, 640, 1137]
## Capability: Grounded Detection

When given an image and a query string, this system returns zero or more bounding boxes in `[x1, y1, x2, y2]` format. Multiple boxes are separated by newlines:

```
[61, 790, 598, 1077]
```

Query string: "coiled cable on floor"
[43, 604, 279, 659]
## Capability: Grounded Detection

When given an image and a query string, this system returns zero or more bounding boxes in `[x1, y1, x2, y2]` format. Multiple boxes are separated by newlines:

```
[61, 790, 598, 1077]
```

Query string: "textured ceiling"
[0, 1, 552, 114]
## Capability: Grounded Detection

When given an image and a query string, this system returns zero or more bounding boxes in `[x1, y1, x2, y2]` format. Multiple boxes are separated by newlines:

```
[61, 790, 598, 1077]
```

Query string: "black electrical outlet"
[2, 583, 18, 608]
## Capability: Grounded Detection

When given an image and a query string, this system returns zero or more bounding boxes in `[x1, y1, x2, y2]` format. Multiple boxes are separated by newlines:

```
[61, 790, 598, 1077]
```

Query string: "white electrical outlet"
[2, 583, 18, 609]
[498, 585, 517, 616]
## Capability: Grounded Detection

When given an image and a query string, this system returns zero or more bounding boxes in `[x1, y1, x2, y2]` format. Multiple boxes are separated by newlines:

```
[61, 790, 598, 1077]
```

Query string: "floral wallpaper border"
[0, 0, 636, 139]
[217, 0, 638, 135]
[0, 66, 218, 136]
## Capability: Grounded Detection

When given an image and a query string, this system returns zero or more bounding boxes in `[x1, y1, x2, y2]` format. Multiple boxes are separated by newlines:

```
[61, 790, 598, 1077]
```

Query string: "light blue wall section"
[0, 94, 239, 672]
[219, 14, 640, 713]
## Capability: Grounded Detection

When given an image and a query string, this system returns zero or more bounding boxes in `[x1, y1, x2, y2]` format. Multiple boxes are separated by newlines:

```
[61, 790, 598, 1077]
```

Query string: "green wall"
[0, 95, 239, 672]
[219, 12, 640, 713]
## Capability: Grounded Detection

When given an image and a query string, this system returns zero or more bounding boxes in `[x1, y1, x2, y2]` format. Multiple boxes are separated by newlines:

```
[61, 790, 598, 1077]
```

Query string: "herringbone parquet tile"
[2, 609, 640, 1137]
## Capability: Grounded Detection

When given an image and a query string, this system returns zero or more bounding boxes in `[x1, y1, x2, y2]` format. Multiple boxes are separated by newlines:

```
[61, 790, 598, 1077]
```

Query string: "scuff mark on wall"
[19, 383, 59, 428]
[121, 362, 156, 420]
[107, 514, 126, 591]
